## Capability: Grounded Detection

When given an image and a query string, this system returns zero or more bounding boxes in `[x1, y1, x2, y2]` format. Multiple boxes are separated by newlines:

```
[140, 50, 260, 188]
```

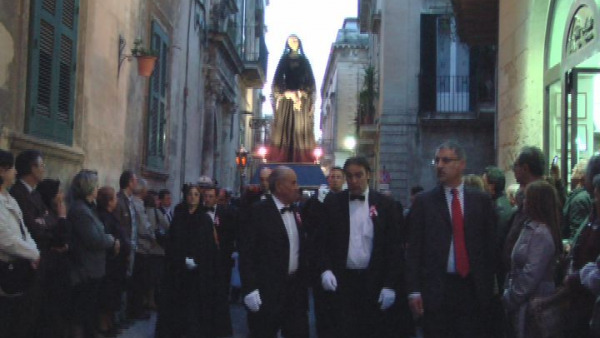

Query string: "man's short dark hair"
[410, 185, 424, 196]
[119, 170, 135, 190]
[516, 146, 545, 177]
[436, 140, 466, 161]
[329, 166, 345, 176]
[158, 189, 171, 200]
[484, 166, 506, 196]
[15, 149, 42, 178]
[343, 157, 371, 173]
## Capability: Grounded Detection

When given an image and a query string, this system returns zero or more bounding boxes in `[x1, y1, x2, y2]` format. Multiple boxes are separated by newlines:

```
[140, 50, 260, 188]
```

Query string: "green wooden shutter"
[147, 21, 169, 171]
[27, 0, 79, 145]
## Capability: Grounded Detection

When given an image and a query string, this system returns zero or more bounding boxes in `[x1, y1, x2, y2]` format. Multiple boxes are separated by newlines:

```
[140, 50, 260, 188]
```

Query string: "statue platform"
[249, 163, 326, 188]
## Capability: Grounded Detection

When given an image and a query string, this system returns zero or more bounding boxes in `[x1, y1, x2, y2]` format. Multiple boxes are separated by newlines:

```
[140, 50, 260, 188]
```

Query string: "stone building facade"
[493, 0, 600, 186]
[320, 18, 369, 172]
[0, 0, 267, 200]
[357, 0, 497, 204]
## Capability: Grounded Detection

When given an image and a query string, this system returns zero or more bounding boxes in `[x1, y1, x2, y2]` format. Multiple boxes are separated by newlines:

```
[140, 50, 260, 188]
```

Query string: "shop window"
[26, 0, 80, 145]
[146, 21, 169, 171]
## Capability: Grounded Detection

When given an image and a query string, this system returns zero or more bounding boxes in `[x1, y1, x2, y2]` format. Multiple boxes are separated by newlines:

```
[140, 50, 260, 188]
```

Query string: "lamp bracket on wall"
[118, 35, 134, 78]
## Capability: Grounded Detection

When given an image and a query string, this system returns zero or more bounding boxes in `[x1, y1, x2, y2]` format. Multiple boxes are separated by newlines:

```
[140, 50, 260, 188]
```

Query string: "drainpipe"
[180, 0, 194, 189]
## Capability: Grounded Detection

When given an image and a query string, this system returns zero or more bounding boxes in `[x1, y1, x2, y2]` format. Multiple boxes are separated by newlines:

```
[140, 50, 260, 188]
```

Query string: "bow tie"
[204, 206, 216, 213]
[349, 194, 365, 201]
[280, 206, 294, 214]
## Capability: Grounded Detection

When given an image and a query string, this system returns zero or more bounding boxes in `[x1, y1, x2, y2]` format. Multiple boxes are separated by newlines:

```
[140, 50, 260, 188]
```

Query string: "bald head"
[260, 167, 272, 192]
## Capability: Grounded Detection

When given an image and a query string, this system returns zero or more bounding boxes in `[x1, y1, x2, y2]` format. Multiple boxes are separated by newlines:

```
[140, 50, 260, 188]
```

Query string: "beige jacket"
[0, 192, 40, 263]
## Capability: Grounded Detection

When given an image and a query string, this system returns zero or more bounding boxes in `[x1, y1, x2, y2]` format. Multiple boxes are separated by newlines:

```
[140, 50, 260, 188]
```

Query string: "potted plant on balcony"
[131, 38, 158, 77]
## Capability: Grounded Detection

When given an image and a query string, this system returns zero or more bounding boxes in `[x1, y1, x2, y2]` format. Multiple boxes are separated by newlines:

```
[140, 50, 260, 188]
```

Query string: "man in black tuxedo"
[239, 166, 309, 338]
[203, 187, 236, 337]
[406, 141, 496, 337]
[301, 167, 345, 337]
[318, 157, 403, 338]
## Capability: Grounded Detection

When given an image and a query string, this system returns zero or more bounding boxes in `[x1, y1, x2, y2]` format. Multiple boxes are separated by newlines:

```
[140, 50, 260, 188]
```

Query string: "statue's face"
[287, 36, 299, 52]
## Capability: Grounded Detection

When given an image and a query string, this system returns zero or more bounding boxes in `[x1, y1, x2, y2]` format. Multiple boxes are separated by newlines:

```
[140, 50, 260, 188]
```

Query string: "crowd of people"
[3, 141, 600, 338]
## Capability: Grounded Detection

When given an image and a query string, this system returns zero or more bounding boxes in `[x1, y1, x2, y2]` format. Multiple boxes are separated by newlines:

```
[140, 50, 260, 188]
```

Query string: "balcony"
[419, 75, 495, 126]
[208, 21, 244, 77]
[241, 35, 268, 88]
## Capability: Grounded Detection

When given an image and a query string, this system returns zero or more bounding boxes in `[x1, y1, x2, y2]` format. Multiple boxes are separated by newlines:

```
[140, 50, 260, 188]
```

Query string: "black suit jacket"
[212, 205, 237, 267]
[10, 180, 54, 251]
[239, 196, 308, 303]
[406, 185, 496, 312]
[318, 190, 403, 296]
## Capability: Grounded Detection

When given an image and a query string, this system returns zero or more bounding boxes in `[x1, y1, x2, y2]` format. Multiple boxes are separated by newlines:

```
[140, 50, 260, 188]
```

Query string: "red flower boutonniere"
[294, 212, 302, 226]
[214, 216, 220, 226]
[369, 205, 378, 218]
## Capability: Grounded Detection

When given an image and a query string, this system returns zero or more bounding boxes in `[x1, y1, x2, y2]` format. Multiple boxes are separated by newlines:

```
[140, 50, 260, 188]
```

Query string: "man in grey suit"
[406, 141, 496, 337]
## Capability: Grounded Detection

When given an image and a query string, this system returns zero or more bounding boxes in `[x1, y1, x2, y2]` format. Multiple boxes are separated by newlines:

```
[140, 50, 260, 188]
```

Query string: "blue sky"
[262, 0, 358, 139]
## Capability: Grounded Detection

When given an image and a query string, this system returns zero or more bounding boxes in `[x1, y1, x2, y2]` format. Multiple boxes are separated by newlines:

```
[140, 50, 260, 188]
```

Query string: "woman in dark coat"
[269, 34, 317, 163]
[156, 184, 218, 338]
[36, 178, 72, 338]
[96, 186, 131, 336]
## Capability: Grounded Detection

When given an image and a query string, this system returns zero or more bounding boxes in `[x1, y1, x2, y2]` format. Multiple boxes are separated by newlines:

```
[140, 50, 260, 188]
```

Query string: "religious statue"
[269, 35, 316, 163]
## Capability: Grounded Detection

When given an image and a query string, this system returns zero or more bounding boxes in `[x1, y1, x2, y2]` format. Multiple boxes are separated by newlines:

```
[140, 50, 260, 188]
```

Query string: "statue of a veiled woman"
[269, 34, 316, 163]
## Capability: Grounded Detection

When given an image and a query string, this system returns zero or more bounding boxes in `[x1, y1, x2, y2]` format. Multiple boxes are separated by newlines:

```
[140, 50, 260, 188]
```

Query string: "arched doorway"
[545, 0, 600, 184]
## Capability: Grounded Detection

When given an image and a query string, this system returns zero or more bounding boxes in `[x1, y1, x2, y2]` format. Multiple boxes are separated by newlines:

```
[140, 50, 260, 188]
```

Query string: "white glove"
[317, 185, 330, 203]
[244, 289, 262, 312]
[185, 257, 197, 270]
[321, 270, 338, 292]
[378, 287, 396, 310]
[231, 251, 239, 259]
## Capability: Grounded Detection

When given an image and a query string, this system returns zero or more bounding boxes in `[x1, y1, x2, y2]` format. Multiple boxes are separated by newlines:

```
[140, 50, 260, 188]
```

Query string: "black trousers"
[247, 274, 309, 338]
[423, 274, 485, 338]
[330, 269, 391, 338]
[0, 295, 25, 338]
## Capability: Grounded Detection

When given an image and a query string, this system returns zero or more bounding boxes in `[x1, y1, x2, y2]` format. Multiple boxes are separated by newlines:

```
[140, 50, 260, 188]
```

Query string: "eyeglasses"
[432, 157, 461, 165]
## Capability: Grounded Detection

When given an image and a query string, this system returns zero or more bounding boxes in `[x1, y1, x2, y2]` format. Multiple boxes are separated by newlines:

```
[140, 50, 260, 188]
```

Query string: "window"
[26, 0, 79, 145]
[420, 14, 471, 113]
[146, 21, 169, 171]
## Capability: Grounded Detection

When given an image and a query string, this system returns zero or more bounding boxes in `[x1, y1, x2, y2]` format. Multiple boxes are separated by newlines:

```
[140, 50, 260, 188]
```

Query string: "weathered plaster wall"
[497, 0, 550, 181]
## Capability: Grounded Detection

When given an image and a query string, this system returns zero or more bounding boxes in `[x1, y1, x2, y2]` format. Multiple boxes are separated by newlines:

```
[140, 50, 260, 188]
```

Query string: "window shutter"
[27, 0, 79, 144]
[419, 14, 437, 113]
[147, 21, 169, 171]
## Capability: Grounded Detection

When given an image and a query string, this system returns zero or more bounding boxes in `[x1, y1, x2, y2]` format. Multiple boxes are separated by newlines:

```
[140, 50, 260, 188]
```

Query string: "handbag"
[527, 287, 569, 338]
[0, 259, 35, 295]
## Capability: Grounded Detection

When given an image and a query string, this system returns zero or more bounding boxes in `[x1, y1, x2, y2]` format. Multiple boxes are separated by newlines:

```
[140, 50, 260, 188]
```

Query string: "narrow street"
[117, 294, 320, 337]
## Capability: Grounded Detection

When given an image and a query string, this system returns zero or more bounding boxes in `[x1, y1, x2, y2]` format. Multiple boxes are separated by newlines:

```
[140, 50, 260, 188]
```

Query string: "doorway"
[564, 68, 600, 183]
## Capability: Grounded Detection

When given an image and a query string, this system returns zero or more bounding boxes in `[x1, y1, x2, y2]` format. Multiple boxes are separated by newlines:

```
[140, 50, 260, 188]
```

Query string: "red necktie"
[451, 189, 470, 277]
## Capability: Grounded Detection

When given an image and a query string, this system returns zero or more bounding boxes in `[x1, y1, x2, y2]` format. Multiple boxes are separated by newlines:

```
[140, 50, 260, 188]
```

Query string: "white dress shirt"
[443, 183, 464, 274]
[272, 195, 299, 274]
[346, 188, 374, 269]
